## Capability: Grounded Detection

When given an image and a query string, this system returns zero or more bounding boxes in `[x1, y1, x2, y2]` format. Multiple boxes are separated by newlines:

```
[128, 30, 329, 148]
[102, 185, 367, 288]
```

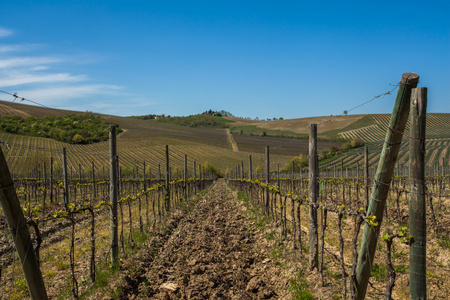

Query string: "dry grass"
[242, 115, 366, 135]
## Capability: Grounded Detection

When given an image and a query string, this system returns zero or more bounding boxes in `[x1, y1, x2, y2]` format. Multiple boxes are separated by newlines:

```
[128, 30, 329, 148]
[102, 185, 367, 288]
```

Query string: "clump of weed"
[289, 268, 314, 300]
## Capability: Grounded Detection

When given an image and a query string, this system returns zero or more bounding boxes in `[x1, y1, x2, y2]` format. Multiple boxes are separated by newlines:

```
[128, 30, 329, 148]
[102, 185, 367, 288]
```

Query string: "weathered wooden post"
[364, 147, 369, 210]
[265, 146, 270, 214]
[249, 155, 253, 180]
[50, 157, 53, 203]
[109, 125, 119, 267]
[409, 87, 427, 299]
[165, 145, 170, 211]
[184, 154, 188, 201]
[277, 163, 280, 190]
[193, 161, 197, 193]
[62, 148, 69, 208]
[0, 146, 48, 299]
[43, 162, 46, 186]
[309, 124, 319, 270]
[92, 161, 96, 201]
[355, 72, 419, 299]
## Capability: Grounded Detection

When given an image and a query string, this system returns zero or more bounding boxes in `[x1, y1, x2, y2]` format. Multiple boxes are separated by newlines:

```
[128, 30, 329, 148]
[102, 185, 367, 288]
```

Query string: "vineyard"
[0, 143, 217, 299]
[226, 172, 450, 299]
[324, 113, 450, 171]
[0, 80, 450, 299]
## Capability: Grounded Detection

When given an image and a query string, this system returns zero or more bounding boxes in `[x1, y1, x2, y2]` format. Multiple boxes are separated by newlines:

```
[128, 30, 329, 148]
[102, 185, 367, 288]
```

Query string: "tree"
[343, 110, 348, 115]
[72, 134, 85, 144]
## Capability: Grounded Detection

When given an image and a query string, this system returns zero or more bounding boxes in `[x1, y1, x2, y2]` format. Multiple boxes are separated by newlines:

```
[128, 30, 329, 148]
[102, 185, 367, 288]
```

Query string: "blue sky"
[0, 1, 449, 119]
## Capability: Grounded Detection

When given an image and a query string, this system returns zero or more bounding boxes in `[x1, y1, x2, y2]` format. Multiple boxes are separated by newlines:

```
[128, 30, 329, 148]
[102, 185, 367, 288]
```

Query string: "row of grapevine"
[226, 172, 449, 299]
[0, 141, 218, 298]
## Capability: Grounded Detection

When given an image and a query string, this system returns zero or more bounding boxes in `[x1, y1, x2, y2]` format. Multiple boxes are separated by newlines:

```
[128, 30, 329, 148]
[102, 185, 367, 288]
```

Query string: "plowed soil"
[119, 180, 290, 299]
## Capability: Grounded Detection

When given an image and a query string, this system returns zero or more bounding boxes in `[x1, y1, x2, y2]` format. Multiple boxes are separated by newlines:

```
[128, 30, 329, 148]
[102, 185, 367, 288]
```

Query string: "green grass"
[289, 268, 315, 300]
[438, 236, 450, 249]
[371, 263, 387, 281]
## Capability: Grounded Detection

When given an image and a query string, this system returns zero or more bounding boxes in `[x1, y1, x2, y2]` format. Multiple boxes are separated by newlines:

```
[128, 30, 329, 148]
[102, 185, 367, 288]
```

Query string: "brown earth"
[118, 180, 291, 299]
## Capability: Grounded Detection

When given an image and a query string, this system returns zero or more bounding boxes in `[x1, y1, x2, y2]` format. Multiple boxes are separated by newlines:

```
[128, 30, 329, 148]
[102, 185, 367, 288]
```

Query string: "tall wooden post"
[62, 148, 69, 208]
[92, 161, 96, 201]
[249, 155, 253, 180]
[409, 87, 427, 299]
[355, 72, 419, 299]
[43, 162, 46, 186]
[0, 147, 48, 299]
[308, 124, 319, 270]
[364, 147, 369, 210]
[277, 163, 280, 189]
[265, 146, 270, 214]
[109, 125, 119, 267]
[165, 145, 170, 211]
[50, 157, 53, 203]
[184, 154, 188, 201]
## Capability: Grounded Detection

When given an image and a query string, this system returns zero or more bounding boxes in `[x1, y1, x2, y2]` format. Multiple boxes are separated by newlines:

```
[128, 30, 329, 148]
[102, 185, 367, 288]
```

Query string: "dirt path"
[226, 129, 239, 152]
[120, 180, 289, 299]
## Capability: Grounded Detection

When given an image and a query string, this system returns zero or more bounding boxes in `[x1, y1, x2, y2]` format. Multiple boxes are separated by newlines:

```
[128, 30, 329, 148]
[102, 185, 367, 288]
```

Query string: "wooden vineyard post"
[184, 154, 187, 201]
[308, 124, 319, 270]
[0, 146, 48, 299]
[165, 145, 170, 211]
[355, 72, 419, 300]
[50, 157, 53, 203]
[249, 155, 253, 180]
[62, 148, 69, 208]
[92, 161, 96, 201]
[193, 161, 197, 193]
[42, 162, 46, 211]
[409, 87, 427, 299]
[109, 125, 119, 267]
[265, 146, 270, 214]
[277, 163, 280, 190]
[364, 146, 369, 210]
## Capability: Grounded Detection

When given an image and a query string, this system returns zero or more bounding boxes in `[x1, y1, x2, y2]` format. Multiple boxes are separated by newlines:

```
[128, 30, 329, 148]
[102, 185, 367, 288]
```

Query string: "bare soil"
[118, 180, 291, 299]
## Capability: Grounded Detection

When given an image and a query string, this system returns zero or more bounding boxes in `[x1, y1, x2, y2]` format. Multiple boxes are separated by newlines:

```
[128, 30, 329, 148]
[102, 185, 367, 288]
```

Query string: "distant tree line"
[131, 110, 286, 122]
[0, 114, 122, 144]
[131, 114, 169, 120]
[156, 113, 230, 128]
[202, 109, 234, 117]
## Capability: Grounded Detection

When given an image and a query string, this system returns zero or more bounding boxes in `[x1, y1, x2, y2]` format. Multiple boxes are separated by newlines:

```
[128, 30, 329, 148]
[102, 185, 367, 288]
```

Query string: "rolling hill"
[0, 100, 448, 177]
[229, 112, 450, 171]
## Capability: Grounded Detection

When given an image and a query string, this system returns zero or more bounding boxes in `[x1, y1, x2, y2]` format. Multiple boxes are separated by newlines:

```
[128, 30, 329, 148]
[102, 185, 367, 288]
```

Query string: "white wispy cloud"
[0, 44, 42, 53]
[0, 56, 63, 69]
[0, 27, 13, 38]
[0, 27, 127, 112]
[17, 84, 122, 105]
[0, 72, 86, 87]
[0, 45, 22, 53]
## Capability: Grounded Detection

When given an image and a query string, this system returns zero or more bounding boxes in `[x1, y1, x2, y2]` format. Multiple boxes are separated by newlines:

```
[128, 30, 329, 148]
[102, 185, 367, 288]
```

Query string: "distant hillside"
[153, 113, 234, 128]
[230, 113, 450, 141]
[0, 100, 448, 176]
